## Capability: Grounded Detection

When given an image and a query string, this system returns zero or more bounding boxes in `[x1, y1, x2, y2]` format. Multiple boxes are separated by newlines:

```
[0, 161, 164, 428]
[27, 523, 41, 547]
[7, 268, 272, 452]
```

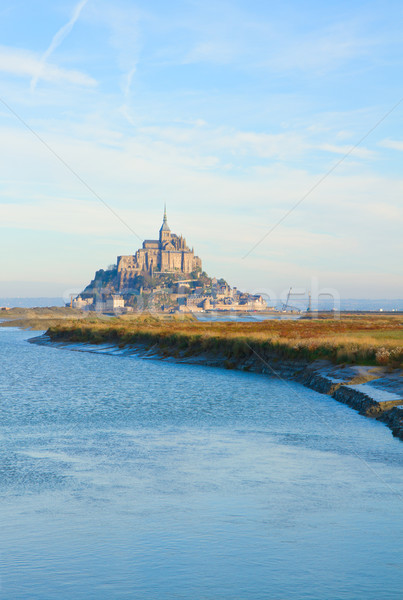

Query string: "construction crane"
[281, 287, 302, 313]
[282, 287, 292, 311]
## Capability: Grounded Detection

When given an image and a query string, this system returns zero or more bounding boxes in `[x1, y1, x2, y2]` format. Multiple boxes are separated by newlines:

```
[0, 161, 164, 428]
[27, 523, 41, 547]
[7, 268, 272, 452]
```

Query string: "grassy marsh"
[46, 313, 403, 368]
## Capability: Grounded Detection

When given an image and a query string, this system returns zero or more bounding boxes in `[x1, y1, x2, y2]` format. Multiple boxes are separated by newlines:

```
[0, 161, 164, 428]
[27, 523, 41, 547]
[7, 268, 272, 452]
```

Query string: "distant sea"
[0, 297, 66, 308]
[274, 297, 403, 312]
[0, 297, 402, 311]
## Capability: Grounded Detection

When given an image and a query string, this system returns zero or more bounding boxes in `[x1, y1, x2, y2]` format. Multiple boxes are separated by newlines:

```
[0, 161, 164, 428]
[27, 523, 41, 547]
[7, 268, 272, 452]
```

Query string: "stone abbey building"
[117, 208, 202, 291]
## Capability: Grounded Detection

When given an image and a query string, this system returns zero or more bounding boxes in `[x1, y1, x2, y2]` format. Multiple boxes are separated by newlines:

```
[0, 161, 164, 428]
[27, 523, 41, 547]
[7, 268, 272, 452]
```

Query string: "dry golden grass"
[47, 313, 403, 368]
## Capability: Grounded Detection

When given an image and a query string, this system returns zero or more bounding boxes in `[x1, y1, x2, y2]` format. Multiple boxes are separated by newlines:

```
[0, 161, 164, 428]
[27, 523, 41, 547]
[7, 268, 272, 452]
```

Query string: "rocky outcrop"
[378, 407, 403, 439]
[333, 384, 403, 417]
[296, 363, 403, 438]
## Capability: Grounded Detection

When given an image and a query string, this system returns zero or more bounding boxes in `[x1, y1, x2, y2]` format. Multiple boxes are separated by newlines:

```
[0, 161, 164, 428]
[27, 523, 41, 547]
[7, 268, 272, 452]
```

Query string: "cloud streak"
[379, 139, 403, 152]
[31, 0, 89, 90]
[0, 45, 96, 87]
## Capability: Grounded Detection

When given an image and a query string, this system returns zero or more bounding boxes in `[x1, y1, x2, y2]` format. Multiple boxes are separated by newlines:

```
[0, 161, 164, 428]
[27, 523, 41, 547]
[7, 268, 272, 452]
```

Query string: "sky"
[0, 0, 402, 299]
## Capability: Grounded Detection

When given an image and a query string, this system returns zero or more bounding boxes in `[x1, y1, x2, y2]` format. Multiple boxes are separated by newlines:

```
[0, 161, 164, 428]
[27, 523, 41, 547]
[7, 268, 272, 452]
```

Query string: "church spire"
[160, 203, 170, 233]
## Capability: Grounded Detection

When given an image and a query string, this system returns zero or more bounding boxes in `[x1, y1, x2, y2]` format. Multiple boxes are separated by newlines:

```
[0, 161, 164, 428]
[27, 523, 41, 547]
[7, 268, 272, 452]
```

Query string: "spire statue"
[160, 203, 170, 232]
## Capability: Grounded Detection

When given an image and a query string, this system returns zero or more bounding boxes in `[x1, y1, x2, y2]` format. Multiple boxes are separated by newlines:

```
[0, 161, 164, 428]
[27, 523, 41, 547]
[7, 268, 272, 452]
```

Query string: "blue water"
[1, 328, 403, 600]
[0, 298, 65, 308]
[1, 297, 403, 311]
[195, 313, 301, 322]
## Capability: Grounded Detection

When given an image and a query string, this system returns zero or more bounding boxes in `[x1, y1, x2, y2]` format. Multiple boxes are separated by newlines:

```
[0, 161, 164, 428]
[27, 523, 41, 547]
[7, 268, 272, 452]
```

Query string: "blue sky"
[0, 0, 402, 298]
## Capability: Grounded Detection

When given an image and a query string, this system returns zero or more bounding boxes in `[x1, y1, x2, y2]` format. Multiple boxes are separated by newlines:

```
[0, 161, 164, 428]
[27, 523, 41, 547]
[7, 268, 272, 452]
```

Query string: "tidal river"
[1, 327, 403, 600]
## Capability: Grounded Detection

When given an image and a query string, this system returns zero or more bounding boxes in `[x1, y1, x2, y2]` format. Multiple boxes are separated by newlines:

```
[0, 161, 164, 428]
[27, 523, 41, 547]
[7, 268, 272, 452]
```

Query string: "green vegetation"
[81, 265, 119, 297]
[46, 314, 403, 368]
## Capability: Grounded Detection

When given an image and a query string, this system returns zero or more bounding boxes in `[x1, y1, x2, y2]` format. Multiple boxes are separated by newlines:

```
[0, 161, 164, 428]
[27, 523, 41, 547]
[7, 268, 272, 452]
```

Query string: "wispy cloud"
[31, 0, 89, 90]
[184, 40, 236, 65]
[259, 22, 375, 74]
[379, 139, 403, 151]
[319, 143, 375, 160]
[0, 45, 96, 87]
[89, 3, 140, 124]
[120, 66, 137, 125]
[123, 67, 136, 99]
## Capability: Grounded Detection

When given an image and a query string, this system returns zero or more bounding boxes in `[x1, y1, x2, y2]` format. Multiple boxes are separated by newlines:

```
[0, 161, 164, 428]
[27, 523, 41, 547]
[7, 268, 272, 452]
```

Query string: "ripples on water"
[1, 328, 403, 600]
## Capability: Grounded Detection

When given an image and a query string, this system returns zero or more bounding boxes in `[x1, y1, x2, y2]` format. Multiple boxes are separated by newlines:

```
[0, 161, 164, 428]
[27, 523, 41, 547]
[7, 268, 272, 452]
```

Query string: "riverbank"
[45, 313, 403, 366]
[34, 314, 403, 440]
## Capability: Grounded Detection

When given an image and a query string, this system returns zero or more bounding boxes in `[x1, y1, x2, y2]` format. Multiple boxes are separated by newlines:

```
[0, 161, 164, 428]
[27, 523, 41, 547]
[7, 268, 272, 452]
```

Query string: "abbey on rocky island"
[73, 207, 268, 313]
[117, 207, 202, 292]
